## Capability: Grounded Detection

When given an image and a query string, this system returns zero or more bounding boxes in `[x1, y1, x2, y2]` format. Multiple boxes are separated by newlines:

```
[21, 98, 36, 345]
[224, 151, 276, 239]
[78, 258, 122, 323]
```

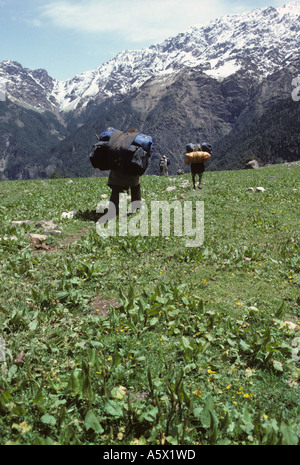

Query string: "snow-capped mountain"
[1, 2, 299, 114]
[51, 2, 300, 112]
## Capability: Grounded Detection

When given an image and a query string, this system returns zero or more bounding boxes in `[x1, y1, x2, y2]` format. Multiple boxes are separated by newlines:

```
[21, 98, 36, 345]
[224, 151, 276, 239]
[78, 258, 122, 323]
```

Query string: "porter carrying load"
[184, 142, 212, 165]
[89, 128, 153, 176]
[184, 151, 211, 164]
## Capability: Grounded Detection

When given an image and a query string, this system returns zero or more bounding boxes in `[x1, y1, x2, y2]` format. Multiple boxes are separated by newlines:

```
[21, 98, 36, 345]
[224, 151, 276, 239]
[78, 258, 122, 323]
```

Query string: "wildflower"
[207, 369, 216, 374]
[233, 401, 238, 406]
[226, 385, 231, 389]
[193, 389, 202, 398]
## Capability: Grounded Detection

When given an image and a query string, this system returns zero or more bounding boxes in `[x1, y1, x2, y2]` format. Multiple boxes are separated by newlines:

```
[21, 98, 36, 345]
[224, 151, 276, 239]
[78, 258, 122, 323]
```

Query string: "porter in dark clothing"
[107, 170, 142, 217]
[191, 162, 205, 189]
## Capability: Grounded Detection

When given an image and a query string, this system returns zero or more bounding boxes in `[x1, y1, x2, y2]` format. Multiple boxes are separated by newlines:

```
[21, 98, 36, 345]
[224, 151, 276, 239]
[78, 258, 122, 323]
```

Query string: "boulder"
[11, 220, 34, 226]
[179, 181, 190, 189]
[29, 234, 49, 250]
[61, 211, 76, 219]
[244, 160, 260, 169]
[164, 186, 176, 193]
[35, 220, 58, 230]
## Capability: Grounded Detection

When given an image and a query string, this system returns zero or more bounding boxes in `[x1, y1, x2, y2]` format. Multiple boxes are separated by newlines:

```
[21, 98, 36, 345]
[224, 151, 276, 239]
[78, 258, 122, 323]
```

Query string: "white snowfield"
[1, 2, 299, 113]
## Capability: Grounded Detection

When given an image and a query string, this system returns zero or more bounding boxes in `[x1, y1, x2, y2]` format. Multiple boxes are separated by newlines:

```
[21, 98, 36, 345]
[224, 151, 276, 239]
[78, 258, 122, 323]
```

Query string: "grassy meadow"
[0, 163, 299, 445]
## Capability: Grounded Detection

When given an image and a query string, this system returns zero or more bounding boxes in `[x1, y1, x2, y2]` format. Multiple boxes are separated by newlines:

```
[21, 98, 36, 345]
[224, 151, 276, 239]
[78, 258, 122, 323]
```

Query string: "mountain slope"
[211, 98, 300, 170]
[1, 3, 299, 114]
[0, 101, 67, 180]
[51, 2, 299, 113]
[49, 58, 300, 177]
[0, 2, 299, 179]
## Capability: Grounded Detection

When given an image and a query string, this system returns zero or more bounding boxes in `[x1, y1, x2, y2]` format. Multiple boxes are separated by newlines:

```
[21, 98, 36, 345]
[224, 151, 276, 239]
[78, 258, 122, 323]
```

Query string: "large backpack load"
[184, 142, 212, 164]
[90, 127, 153, 176]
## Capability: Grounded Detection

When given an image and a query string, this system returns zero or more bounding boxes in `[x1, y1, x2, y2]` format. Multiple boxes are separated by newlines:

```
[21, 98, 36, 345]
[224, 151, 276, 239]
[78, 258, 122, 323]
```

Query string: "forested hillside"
[210, 98, 300, 170]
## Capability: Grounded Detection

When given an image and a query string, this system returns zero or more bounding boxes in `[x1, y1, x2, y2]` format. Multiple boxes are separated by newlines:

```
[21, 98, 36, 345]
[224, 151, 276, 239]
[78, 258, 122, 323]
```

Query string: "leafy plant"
[0, 165, 299, 445]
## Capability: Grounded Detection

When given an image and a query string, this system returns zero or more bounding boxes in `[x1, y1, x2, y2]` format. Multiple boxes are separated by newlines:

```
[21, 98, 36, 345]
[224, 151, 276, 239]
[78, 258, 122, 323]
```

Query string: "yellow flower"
[207, 369, 216, 374]
[193, 389, 202, 398]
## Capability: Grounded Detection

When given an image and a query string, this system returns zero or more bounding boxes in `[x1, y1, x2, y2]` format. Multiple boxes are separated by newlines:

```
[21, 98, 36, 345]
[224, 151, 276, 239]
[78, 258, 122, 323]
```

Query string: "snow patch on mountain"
[1, 2, 299, 113]
[52, 2, 299, 112]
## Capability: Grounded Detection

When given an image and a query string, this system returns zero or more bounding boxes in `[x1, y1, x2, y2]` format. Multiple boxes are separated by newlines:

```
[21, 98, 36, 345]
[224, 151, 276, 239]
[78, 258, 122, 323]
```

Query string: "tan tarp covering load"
[184, 151, 211, 164]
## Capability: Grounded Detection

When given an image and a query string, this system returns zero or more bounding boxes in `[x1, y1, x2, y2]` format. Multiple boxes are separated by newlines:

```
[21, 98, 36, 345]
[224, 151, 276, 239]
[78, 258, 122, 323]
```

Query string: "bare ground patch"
[91, 298, 120, 317]
[30, 226, 93, 253]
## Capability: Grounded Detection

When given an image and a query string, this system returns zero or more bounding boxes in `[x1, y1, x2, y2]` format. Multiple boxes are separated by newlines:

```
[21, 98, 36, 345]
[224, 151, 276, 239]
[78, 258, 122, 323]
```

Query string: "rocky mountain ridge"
[1, 2, 299, 114]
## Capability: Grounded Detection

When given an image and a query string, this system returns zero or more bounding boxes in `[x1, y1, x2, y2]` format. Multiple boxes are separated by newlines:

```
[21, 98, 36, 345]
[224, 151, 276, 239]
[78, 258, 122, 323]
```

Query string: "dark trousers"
[191, 163, 205, 189]
[109, 184, 142, 216]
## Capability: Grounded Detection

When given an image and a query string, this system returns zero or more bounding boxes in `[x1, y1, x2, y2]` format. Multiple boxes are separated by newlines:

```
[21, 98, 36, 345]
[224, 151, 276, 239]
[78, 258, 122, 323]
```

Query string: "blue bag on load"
[90, 129, 152, 176]
[98, 128, 153, 153]
[133, 133, 153, 153]
[99, 127, 115, 141]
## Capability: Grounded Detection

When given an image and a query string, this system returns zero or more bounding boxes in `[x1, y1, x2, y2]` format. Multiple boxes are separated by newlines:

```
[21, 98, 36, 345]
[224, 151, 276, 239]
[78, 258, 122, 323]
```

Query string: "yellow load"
[184, 151, 211, 164]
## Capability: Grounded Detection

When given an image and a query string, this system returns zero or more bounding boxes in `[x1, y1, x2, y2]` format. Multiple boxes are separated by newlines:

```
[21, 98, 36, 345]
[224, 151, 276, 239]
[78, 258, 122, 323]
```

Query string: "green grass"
[0, 164, 299, 445]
